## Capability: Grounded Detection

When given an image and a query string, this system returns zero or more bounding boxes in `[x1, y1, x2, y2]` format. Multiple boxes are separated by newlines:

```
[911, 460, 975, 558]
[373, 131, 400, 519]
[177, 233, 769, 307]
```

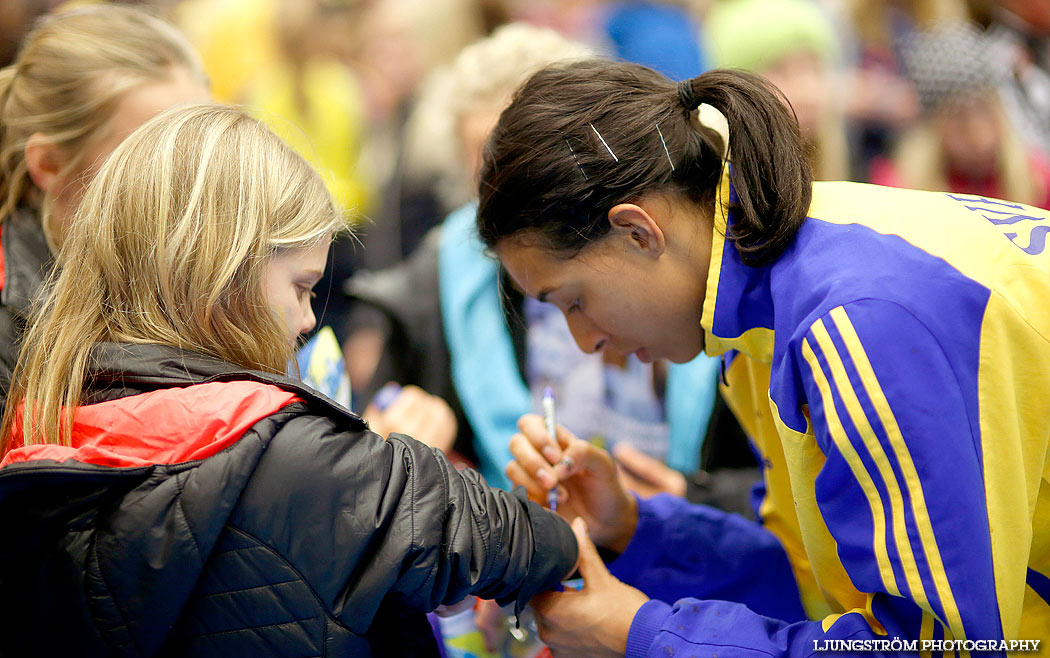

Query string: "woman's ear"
[24, 133, 64, 195]
[608, 203, 665, 257]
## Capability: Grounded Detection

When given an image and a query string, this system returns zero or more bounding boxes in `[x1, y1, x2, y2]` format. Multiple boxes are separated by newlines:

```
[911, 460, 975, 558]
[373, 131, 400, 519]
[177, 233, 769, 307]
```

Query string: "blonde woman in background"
[0, 4, 210, 413]
[0, 103, 578, 657]
[870, 21, 1050, 208]
[838, 0, 970, 175]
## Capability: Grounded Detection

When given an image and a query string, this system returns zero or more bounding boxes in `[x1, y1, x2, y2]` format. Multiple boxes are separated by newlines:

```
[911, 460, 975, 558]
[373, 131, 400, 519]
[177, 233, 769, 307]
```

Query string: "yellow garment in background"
[175, 0, 278, 104]
[244, 59, 369, 215]
[175, 0, 368, 214]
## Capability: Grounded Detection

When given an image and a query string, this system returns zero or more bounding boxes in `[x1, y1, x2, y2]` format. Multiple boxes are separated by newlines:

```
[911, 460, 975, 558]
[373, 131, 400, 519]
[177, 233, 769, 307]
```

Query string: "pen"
[542, 386, 558, 512]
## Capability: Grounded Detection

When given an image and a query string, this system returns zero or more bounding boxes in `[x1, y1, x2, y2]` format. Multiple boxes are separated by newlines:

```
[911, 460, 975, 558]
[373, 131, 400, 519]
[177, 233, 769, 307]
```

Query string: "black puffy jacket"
[0, 342, 576, 657]
[0, 207, 53, 416]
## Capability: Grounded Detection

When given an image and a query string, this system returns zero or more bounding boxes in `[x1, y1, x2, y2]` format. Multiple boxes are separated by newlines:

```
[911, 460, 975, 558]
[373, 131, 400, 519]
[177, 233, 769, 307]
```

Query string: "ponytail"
[477, 60, 812, 266]
[677, 70, 812, 265]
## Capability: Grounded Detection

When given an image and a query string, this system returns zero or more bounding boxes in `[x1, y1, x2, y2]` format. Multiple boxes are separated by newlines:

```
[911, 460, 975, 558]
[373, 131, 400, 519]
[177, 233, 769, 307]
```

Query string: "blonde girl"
[0, 4, 210, 411]
[0, 103, 576, 657]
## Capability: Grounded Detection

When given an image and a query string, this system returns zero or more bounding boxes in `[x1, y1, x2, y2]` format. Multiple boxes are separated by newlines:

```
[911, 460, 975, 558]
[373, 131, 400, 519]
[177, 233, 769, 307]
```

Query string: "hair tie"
[677, 78, 699, 110]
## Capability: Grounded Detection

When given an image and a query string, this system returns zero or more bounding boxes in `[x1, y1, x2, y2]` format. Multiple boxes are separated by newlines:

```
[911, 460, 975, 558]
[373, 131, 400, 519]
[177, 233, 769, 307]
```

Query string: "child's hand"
[363, 383, 457, 454]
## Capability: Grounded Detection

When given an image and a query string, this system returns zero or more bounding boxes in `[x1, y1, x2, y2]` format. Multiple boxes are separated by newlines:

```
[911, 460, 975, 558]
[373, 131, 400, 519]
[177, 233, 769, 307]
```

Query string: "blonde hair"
[2, 104, 346, 451]
[890, 100, 1043, 205]
[0, 4, 205, 241]
[849, 0, 969, 50]
[812, 112, 851, 181]
[403, 22, 593, 208]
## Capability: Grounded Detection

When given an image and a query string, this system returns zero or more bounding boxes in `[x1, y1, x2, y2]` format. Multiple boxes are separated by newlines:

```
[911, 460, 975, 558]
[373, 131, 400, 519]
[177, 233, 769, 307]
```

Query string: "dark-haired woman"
[480, 60, 1050, 656]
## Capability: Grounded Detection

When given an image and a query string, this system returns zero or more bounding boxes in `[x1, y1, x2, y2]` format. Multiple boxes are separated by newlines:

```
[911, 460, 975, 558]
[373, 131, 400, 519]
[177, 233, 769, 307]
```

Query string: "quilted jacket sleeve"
[229, 407, 578, 631]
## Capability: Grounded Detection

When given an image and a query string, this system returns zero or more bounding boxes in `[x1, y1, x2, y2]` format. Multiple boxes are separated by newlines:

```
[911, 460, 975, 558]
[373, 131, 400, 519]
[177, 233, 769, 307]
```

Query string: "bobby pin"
[564, 137, 588, 179]
[589, 123, 619, 162]
[655, 123, 675, 172]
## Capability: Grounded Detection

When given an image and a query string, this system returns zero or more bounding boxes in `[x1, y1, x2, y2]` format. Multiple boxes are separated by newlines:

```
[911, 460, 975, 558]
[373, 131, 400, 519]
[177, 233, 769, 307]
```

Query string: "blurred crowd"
[5, 0, 1048, 492]
[5, 0, 1048, 496]
[6, 0, 1047, 341]
[2, 0, 1049, 654]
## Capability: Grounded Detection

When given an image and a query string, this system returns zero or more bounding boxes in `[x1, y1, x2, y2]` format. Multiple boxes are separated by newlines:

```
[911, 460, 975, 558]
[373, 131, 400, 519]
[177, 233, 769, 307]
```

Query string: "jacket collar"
[85, 342, 361, 422]
[699, 169, 777, 363]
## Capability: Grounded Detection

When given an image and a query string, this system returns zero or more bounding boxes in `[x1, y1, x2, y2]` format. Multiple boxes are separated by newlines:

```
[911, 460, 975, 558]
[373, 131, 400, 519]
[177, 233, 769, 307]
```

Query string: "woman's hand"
[530, 518, 649, 657]
[507, 414, 637, 553]
[613, 443, 688, 499]
[363, 384, 457, 454]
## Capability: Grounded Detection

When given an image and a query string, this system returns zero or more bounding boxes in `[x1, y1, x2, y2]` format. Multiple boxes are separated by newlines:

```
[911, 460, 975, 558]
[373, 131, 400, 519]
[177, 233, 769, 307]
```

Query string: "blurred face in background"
[47, 66, 210, 240]
[457, 104, 503, 183]
[760, 49, 829, 139]
[935, 94, 1003, 180]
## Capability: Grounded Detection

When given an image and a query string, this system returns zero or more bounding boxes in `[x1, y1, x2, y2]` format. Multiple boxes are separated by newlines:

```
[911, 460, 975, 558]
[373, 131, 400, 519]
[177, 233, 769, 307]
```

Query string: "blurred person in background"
[836, 0, 970, 178]
[175, 0, 485, 331]
[503, 0, 707, 81]
[0, 0, 58, 67]
[237, 0, 374, 376]
[704, 0, 852, 181]
[345, 23, 758, 516]
[0, 103, 578, 657]
[971, 0, 1050, 160]
[347, 0, 490, 272]
[870, 21, 1050, 208]
[0, 4, 210, 415]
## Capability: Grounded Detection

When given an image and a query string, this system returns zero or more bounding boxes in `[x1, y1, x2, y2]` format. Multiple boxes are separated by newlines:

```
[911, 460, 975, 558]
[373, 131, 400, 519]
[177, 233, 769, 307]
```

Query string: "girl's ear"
[24, 133, 65, 195]
[608, 202, 666, 257]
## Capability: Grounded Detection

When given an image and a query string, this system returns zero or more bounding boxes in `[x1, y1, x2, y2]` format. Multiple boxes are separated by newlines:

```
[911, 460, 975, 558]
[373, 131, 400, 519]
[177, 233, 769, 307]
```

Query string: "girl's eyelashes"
[567, 299, 582, 313]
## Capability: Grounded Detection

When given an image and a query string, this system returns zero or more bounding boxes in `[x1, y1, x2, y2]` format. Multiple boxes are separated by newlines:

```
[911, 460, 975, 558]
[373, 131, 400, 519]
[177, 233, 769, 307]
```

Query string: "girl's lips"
[635, 347, 653, 363]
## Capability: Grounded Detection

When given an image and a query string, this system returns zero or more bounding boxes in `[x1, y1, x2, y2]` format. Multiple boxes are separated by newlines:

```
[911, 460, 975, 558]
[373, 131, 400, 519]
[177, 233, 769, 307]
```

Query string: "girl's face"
[261, 239, 330, 345]
[496, 195, 712, 364]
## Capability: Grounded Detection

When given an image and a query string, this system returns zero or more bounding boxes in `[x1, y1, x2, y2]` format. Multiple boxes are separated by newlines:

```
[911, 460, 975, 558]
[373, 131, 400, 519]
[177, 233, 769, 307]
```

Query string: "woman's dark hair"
[476, 60, 812, 266]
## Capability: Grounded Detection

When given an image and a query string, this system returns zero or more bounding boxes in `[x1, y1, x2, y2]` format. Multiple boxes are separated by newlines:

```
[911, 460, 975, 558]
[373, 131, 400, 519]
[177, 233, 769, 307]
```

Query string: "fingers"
[473, 598, 504, 653]
[509, 432, 560, 489]
[612, 443, 671, 486]
[528, 589, 561, 618]
[361, 404, 388, 438]
[570, 517, 608, 584]
[612, 443, 656, 475]
[505, 457, 548, 503]
[517, 414, 573, 453]
[369, 385, 458, 452]
[382, 384, 428, 425]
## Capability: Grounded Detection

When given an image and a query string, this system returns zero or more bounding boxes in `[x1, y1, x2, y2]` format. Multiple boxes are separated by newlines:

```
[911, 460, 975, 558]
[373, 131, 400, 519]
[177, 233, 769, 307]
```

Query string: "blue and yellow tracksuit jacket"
[613, 175, 1050, 656]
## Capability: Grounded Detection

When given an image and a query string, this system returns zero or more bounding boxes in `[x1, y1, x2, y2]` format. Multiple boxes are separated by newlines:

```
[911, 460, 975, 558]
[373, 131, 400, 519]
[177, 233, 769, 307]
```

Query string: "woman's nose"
[566, 313, 608, 354]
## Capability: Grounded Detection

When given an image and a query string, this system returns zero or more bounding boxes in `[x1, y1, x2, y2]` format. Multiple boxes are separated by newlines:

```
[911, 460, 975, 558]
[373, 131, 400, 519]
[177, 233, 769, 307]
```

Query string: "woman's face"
[496, 195, 712, 364]
[49, 66, 211, 237]
[760, 49, 829, 139]
[261, 239, 330, 344]
[935, 96, 1003, 180]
